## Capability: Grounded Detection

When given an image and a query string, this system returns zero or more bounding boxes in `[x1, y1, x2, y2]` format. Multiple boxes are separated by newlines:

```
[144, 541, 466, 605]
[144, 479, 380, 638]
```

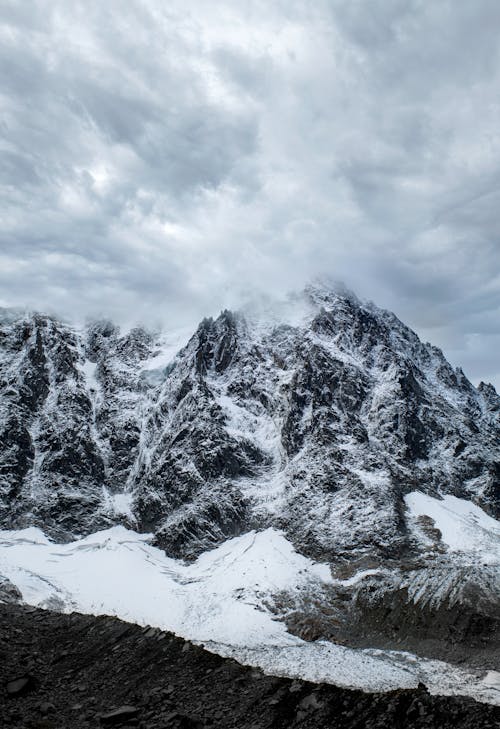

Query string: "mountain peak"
[303, 278, 361, 308]
[1, 292, 499, 697]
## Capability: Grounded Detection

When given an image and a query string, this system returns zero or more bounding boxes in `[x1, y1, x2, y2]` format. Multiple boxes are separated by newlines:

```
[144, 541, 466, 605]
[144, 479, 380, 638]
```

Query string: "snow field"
[0, 522, 499, 705]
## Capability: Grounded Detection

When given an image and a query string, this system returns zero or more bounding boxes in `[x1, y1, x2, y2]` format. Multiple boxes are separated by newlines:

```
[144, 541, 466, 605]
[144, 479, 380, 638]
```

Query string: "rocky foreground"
[1, 604, 499, 729]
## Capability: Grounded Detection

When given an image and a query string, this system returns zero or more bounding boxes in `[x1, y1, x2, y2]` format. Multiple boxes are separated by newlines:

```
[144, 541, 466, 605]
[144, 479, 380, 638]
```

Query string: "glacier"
[0, 521, 499, 705]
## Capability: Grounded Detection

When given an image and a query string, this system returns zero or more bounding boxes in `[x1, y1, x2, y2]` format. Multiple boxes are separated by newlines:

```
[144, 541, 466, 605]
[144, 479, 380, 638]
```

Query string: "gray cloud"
[1, 0, 499, 387]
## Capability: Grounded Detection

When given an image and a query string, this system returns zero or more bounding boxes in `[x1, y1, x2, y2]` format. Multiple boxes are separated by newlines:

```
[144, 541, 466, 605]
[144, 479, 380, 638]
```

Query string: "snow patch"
[484, 671, 500, 689]
[102, 490, 136, 521]
[405, 492, 500, 563]
[81, 359, 99, 391]
[141, 327, 193, 374]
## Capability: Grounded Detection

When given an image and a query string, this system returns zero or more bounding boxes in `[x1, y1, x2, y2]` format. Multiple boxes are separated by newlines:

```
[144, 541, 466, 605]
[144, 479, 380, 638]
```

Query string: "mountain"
[0, 283, 499, 694]
[1, 284, 498, 551]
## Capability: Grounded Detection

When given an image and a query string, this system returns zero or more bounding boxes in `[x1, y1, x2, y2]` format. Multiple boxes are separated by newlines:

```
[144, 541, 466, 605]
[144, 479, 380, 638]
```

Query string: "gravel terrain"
[1, 604, 499, 729]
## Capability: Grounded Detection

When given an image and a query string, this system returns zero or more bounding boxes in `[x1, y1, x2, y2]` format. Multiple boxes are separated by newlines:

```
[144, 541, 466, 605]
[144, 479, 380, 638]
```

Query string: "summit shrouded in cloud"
[1, 1, 500, 387]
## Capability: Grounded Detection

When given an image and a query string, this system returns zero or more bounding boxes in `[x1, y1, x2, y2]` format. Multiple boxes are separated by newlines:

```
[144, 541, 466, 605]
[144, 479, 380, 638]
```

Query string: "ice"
[212, 642, 500, 705]
[0, 525, 499, 705]
[0, 527, 329, 648]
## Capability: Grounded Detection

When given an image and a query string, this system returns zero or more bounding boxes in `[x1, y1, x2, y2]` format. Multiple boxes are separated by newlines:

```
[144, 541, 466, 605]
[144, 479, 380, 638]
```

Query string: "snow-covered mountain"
[0, 283, 499, 700]
[1, 284, 498, 551]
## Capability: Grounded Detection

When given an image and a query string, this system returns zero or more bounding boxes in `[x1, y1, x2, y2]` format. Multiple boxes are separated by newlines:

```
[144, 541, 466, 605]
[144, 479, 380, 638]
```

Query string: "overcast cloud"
[1, 0, 500, 387]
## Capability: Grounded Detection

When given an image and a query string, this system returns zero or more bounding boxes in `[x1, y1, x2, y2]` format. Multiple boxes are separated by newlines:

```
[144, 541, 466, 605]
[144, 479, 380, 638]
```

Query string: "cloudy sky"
[1, 1, 500, 387]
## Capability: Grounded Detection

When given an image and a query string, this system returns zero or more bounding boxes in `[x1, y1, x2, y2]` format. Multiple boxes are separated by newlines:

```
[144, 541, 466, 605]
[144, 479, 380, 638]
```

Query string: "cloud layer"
[1, 1, 500, 386]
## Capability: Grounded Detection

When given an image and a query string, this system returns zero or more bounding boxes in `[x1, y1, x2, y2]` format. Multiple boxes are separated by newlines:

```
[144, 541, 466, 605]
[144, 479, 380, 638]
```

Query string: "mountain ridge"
[0, 283, 498, 556]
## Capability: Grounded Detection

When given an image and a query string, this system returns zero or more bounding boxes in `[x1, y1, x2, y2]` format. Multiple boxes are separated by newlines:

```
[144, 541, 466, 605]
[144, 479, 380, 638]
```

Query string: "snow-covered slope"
[405, 492, 500, 563]
[0, 525, 328, 647]
[1, 524, 499, 705]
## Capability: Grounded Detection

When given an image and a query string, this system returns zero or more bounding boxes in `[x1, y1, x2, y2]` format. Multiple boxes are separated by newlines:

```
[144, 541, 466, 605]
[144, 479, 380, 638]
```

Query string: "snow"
[81, 359, 99, 391]
[405, 492, 500, 563]
[0, 527, 328, 649]
[102, 489, 136, 521]
[333, 568, 385, 588]
[141, 327, 193, 374]
[484, 672, 500, 689]
[1, 525, 499, 705]
[2, 527, 51, 545]
[213, 387, 289, 515]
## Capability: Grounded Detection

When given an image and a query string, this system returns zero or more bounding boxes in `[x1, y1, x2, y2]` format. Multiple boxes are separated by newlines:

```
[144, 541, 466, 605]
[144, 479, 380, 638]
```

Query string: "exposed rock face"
[0, 285, 498, 560]
[0, 314, 157, 539]
[1, 604, 499, 729]
[0, 576, 22, 604]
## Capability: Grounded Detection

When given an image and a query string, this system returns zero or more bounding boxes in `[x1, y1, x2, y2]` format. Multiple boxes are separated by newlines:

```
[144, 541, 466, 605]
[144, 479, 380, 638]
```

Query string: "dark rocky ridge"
[1, 603, 499, 729]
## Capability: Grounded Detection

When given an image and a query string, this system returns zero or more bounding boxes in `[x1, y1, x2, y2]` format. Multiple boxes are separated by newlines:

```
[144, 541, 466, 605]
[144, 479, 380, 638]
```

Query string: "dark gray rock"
[39, 701, 56, 714]
[1, 603, 498, 729]
[0, 576, 22, 604]
[99, 705, 140, 725]
[6, 674, 36, 696]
